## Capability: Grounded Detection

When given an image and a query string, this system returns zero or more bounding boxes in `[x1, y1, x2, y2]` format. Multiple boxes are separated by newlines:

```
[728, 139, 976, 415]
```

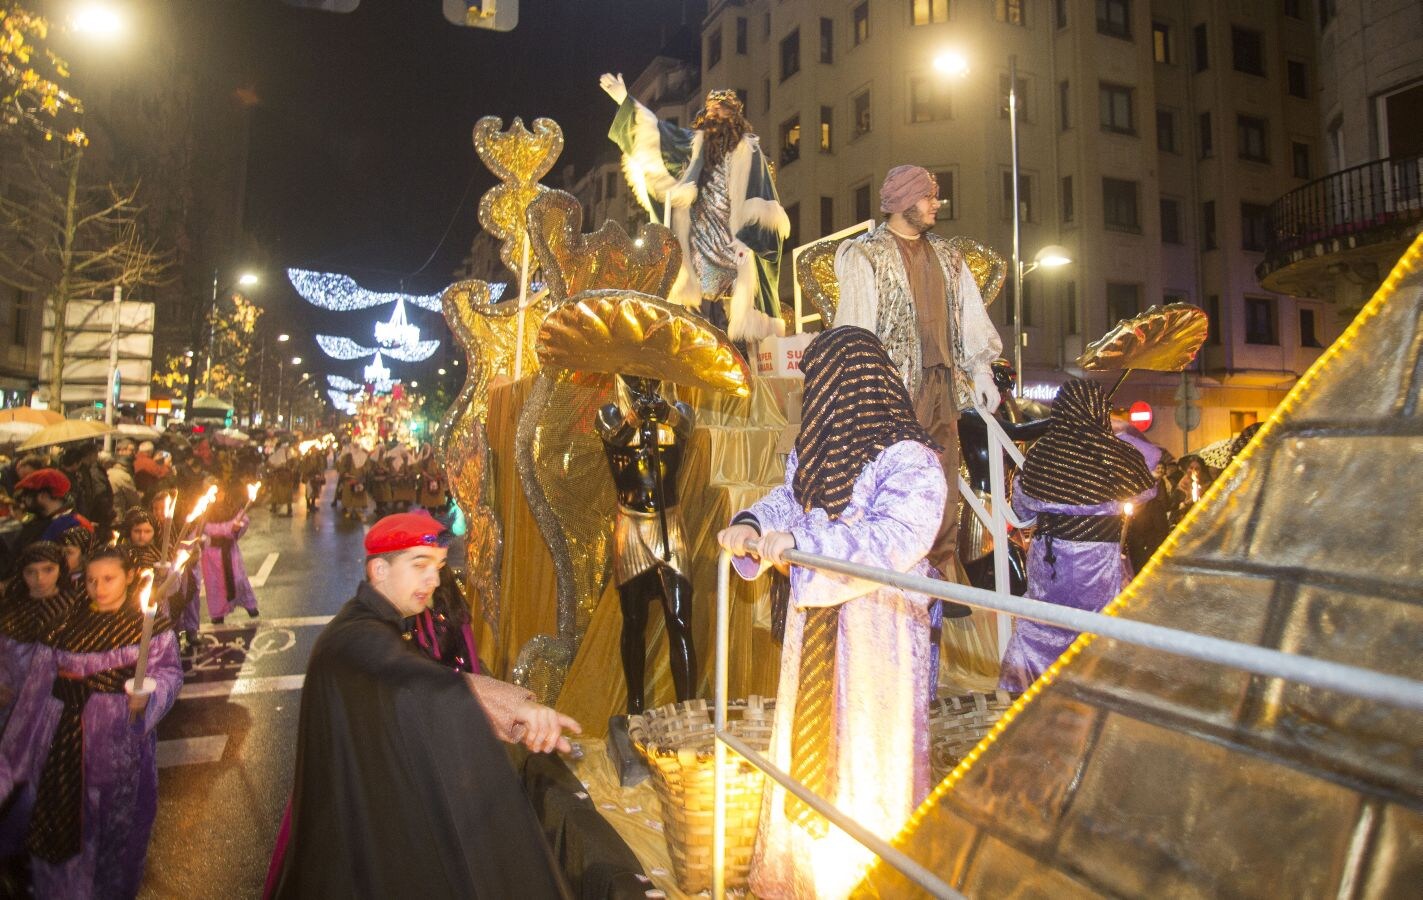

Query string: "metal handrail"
[1265, 152, 1423, 258]
[710, 541, 1423, 898]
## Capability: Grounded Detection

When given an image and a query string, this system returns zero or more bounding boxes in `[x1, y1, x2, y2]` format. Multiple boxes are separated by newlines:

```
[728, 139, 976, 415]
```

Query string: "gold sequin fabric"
[473, 116, 563, 276]
[526, 189, 680, 301]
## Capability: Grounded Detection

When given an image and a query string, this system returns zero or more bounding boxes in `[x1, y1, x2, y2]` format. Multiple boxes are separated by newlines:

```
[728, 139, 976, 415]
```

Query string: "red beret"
[364, 511, 449, 556]
[15, 468, 71, 498]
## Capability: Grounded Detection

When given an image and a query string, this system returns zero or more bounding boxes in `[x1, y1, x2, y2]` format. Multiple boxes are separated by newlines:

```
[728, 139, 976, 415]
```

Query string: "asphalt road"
[138, 473, 378, 899]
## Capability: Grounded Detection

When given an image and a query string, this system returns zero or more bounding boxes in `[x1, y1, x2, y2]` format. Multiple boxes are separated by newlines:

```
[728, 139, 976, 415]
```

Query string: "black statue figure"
[596, 376, 697, 715]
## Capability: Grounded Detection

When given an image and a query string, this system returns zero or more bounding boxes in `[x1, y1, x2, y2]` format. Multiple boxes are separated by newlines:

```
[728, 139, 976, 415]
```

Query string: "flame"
[247, 482, 260, 503]
[1123, 501, 1135, 518]
[174, 548, 191, 571]
[137, 568, 156, 615]
[162, 492, 176, 520]
[186, 485, 219, 523]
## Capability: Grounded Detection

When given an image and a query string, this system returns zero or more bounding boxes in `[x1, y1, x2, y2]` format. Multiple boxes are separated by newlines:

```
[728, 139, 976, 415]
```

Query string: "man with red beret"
[832, 165, 1003, 588]
[272, 511, 578, 899]
[14, 469, 91, 546]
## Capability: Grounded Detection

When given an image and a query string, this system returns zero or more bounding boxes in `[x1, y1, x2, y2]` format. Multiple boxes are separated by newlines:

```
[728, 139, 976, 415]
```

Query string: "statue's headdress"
[705, 88, 744, 115]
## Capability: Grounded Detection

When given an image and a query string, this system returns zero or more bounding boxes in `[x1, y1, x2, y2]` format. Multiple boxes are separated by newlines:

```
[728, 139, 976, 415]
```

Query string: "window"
[853, 183, 871, 221]
[819, 105, 833, 152]
[1160, 197, 1182, 243]
[1096, 0, 1131, 39]
[912, 0, 949, 26]
[1199, 111, 1213, 157]
[780, 30, 800, 82]
[707, 29, 722, 69]
[735, 88, 748, 109]
[1231, 27, 1264, 76]
[1056, 0, 1068, 29]
[853, 3, 869, 45]
[10, 289, 30, 348]
[819, 17, 833, 64]
[1245, 297, 1277, 344]
[1230, 410, 1259, 435]
[605, 172, 618, 200]
[935, 170, 956, 219]
[1320, 0, 1337, 27]
[1103, 177, 1140, 232]
[1001, 171, 1033, 222]
[763, 11, 770, 37]
[852, 89, 871, 137]
[1287, 59, 1308, 98]
[1300, 307, 1321, 347]
[1153, 22, 1172, 63]
[1241, 202, 1271, 251]
[1193, 23, 1209, 72]
[1061, 175, 1074, 224]
[1059, 80, 1071, 130]
[1207, 295, 1221, 344]
[1292, 140, 1311, 179]
[786, 202, 801, 249]
[1237, 114, 1269, 162]
[736, 17, 748, 54]
[1099, 82, 1135, 134]
[1202, 200, 1217, 249]
[910, 76, 952, 123]
[1064, 282, 1079, 334]
[995, 0, 1025, 26]
[820, 196, 835, 236]
[1107, 282, 1141, 324]
[1157, 108, 1177, 152]
[779, 115, 801, 167]
[763, 76, 771, 113]
[1285, 0, 1303, 19]
[999, 74, 1029, 120]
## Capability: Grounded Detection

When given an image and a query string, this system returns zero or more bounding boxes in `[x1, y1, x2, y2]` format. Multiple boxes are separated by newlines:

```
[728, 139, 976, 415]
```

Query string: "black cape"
[273, 582, 567, 899]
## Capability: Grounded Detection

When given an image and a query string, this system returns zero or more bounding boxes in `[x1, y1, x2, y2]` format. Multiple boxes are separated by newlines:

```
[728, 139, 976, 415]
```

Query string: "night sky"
[218, 0, 692, 386]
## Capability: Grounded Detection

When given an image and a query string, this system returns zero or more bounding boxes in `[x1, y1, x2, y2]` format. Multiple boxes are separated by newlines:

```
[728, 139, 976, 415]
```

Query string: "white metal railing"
[710, 542, 1423, 899]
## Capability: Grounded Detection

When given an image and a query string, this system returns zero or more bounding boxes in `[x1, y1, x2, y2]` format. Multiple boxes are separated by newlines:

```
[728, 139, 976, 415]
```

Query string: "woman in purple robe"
[200, 492, 258, 624]
[0, 542, 81, 737]
[999, 378, 1156, 692]
[719, 327, 947, 900]
[0, 545, 183, 898]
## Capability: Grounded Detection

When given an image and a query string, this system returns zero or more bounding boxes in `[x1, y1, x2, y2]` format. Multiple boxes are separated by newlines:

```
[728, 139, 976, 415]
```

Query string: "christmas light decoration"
[326, 389, 357, 414]
[327, 374, 363, 392]
[316, 335, 371, 361]
[364, 351, 392, 388]
[383, 340, 440, 363]
[287, 268, 443, 312]
[374, 297, 421, 349]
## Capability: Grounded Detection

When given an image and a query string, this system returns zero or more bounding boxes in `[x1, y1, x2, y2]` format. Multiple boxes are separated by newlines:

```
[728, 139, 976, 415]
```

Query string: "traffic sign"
[1174, 403, 1202, 431]
[1128, 401, 1154, 431]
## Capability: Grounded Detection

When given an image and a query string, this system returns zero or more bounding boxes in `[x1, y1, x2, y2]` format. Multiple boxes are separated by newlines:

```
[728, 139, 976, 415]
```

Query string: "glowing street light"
[1031, 245, 1073, 270]
[291, 356, 302, 366]
[277, 333, 290, 343]
[238, 271, 260, 288]
[71, 4, 125, 39]
[932, 50, 969, 78]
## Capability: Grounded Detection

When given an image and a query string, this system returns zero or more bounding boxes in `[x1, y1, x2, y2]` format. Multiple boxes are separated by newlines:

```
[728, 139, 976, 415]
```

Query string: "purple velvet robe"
[998, 486, 1155, 692]
[0, 633, 40, 737]
[201, 516, 258, 619]
[732, 441, 946, 900]
[0, 627, 182, 899]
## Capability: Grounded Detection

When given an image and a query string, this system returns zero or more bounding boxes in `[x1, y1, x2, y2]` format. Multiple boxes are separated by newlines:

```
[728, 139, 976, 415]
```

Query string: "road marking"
[202, 615, 333, 632]
[249, 552, 280, 588]
[157, 735, 229, 768]
[180, 674, 306, 700]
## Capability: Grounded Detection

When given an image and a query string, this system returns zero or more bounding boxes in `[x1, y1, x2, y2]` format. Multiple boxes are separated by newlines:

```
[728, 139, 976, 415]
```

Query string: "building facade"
[686, 0, 1342, 454]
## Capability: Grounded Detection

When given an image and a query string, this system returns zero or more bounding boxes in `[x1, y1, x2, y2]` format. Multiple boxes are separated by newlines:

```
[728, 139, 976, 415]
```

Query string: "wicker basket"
[929, 690, 1018, 781]
[627, 697, 775, 893]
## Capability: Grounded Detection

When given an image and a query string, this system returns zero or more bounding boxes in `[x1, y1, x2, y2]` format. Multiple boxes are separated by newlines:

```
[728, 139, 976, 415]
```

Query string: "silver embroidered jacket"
[832, 224, 1002, 406]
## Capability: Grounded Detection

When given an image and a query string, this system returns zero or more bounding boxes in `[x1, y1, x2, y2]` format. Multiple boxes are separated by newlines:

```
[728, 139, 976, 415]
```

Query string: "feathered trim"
[727, 241, 786, 342]
[622, 101, 682, 209]
[740, 197, 791, 238]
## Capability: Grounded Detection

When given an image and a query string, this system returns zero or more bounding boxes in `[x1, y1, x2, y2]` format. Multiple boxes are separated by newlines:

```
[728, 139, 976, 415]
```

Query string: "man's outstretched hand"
[599, 72, 627, 105]
[510, 701, 582, 755]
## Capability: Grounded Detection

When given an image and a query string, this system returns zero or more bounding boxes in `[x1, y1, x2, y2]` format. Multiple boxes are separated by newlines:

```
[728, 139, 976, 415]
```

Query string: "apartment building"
[690, 0, 1336, 452]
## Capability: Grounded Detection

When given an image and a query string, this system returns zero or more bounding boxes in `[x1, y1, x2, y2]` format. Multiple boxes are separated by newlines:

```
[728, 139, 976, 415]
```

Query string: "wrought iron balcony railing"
[1265, 153, 1423, 260]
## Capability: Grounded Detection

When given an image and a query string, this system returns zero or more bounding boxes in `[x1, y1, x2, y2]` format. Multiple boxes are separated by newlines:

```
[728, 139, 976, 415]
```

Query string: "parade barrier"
[710, 542, 1423, 899]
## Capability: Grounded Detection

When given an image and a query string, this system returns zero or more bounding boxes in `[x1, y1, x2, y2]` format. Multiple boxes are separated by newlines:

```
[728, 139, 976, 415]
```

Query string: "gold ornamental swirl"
[1078, 303, 1209, 372]
[473, 116, 564, 276]
[537, 291, 751, 398]
[527, 190, 681, 302]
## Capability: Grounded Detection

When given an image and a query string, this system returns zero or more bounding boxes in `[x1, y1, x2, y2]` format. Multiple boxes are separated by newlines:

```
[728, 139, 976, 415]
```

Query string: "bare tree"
[0, 138, 171, 404]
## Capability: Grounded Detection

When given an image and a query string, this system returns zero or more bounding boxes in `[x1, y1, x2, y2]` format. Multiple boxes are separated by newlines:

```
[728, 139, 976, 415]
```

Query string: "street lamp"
[186, 267, 261, 420]
[71, 4, 126, 39]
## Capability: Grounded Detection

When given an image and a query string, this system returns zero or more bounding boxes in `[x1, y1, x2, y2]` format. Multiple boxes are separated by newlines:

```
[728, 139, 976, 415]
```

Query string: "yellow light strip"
[884, 232, 1423, 850]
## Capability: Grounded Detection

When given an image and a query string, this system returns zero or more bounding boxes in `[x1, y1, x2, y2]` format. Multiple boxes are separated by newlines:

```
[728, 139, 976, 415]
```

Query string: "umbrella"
[0, 421, 45, 443]
[116, 422, 161, 439]
[0, 408, 64, 426]
[213, 428, 252, 447]
[18, 419, 115, 450]
[1077, 303, 1209, 399]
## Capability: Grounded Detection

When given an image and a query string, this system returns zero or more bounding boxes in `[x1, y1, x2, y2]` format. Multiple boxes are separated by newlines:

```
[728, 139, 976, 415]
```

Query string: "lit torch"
[1121, 501, 1135, 554]
[178, 485, 219, 545]
[160, 491, 178, 561]
[1190, 472, 1201, 503]
[240, 481, 261, 517]
[132, 568, 157, 686]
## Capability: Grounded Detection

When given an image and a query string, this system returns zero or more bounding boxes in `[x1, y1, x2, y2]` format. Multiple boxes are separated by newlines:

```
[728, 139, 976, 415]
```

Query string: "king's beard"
[695, 112, 752, 177]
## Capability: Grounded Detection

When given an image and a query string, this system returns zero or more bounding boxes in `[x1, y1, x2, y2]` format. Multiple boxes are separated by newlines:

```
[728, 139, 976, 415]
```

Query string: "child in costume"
[0, 542, 81, 737]
[199, 491, 259, 624]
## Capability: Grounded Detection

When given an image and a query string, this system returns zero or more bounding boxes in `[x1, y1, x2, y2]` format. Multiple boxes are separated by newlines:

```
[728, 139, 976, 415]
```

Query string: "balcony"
[1257, 153, 1423, 298]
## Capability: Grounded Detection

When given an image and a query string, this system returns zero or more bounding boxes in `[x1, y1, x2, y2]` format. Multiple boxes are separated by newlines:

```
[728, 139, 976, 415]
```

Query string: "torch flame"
[186, 485, 219, 524]
[1123, 501, 1135, 518]
[162, 493, 176, 520]
[137, 568, 156, 614]
[174, 548, 190, 571]
[247, 482, 260, 503]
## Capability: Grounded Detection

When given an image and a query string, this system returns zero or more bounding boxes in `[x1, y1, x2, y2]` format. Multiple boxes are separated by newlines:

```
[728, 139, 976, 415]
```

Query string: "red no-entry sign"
[1129, 400, 1154, 430]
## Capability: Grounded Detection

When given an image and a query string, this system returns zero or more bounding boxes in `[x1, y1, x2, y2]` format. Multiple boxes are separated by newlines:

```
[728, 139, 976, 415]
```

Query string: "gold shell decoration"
[527, 190, 681, 302]
[796, 230, 1007, 325]
[1078, 303, 1209, 373]
[537, 290, 751, 398]
[473, 116, 564, 276]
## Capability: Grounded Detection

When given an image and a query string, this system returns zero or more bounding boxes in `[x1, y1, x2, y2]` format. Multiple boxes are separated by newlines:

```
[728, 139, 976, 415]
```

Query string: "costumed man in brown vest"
[832, 165, 1003, 595]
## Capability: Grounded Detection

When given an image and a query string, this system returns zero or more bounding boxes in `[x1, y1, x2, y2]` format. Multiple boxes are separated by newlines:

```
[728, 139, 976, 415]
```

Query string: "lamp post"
[185, 268, 258, 421]
[278, 356, 302, 425]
